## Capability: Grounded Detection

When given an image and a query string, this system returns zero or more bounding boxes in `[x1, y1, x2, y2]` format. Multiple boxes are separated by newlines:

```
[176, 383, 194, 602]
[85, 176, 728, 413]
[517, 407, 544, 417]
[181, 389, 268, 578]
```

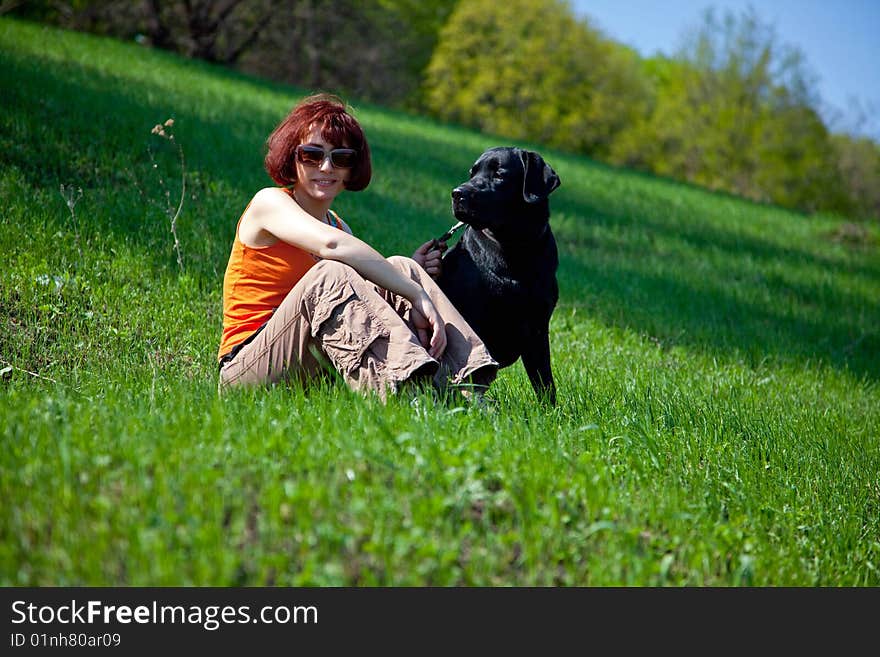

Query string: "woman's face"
[293, 125, 351, 204]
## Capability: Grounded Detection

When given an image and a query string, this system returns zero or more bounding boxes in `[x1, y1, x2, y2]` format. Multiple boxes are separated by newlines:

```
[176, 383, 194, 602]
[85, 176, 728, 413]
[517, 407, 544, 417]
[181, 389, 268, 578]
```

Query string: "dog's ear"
[520, 150, 561, 204]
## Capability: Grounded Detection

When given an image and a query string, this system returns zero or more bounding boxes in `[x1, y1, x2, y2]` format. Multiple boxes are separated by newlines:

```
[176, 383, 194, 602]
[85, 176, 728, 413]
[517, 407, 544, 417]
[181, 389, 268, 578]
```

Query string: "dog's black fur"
[436, 147, 561, 405]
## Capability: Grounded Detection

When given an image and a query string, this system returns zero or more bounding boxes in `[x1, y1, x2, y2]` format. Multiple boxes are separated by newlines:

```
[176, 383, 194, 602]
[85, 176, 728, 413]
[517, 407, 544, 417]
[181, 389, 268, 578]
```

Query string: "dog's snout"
[452, 187, 465, 202]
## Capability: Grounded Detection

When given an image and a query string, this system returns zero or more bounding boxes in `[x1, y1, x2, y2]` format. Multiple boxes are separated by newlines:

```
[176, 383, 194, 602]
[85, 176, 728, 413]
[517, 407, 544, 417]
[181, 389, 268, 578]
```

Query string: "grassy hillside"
[1, 18, 878, 586]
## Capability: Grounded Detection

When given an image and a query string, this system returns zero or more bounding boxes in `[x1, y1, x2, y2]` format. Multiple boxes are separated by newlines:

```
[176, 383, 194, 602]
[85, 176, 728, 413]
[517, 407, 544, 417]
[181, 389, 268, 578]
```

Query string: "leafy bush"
[423, 0, 650, 158]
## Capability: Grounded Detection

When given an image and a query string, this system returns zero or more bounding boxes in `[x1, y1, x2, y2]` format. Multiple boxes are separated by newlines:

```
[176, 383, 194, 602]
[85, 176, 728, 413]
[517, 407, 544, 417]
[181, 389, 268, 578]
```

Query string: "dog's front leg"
[521, 329, 556, 406]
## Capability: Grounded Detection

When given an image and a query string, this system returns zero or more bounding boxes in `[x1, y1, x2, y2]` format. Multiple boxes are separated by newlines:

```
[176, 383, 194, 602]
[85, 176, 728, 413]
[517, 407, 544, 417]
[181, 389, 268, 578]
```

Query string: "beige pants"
[218, 256, 498, 400]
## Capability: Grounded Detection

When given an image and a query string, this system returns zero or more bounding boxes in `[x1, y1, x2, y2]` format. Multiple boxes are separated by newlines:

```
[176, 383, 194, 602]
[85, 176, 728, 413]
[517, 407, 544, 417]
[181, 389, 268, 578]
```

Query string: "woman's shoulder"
[251, 186, 292, 208]
[238, 187, 293, 246]
[243, 187, 295, 222]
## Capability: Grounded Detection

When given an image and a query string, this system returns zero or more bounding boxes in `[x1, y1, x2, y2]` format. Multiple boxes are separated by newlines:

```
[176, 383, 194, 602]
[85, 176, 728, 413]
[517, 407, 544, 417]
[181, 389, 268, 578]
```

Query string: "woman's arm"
[243, 188, 447, 358]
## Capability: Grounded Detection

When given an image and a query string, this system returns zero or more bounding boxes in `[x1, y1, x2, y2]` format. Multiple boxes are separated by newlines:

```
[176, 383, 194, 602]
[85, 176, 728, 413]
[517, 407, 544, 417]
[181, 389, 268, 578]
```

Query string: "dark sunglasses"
[295, 144, 357, 169]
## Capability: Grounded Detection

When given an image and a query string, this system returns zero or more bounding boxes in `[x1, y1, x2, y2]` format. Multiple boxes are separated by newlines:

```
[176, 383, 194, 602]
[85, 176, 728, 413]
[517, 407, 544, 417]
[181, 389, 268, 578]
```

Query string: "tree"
[143, 0, 273, 64]
[241, 0, 454, 106]
[5, 0, 274, 64]
[7, 0, 455, 107]
[423, 0, 649, 157]
[833, 134, 880, 221]
[611, 7, 848, 215]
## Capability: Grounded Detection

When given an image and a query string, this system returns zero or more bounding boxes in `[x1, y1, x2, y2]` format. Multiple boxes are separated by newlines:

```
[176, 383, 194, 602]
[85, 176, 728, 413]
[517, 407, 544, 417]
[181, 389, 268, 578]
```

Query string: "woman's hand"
[412, 240, 447, 279]
[408, 291, 447, 360]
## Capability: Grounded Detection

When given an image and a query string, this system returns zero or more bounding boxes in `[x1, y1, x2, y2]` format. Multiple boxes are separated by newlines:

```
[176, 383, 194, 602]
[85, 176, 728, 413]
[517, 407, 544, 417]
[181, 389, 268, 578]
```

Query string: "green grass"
[1, 18, 879, 586]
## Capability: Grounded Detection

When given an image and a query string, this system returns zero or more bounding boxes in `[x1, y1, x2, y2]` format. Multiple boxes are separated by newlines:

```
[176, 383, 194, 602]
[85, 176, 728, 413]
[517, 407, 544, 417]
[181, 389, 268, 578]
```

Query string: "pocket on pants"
[309, 283, 389, 375]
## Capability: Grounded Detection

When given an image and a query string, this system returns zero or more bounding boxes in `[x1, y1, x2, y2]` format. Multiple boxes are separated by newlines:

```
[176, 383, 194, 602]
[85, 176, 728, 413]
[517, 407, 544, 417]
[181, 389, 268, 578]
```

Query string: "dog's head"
[451, 147, 561, 236]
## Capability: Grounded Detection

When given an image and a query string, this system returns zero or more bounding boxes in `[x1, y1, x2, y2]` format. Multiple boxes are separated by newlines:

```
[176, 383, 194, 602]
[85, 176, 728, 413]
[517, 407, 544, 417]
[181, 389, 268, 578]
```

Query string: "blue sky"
[570, 0, 880, 140]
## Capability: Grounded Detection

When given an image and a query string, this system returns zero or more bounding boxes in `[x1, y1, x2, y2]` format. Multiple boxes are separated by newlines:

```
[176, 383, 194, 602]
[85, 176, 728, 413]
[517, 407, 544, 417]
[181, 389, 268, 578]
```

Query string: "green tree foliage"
[375, 0, 458, 109]
[833, 134, 880, 221]
[423, 0, 649, 158]
[610, 7, 848, 214]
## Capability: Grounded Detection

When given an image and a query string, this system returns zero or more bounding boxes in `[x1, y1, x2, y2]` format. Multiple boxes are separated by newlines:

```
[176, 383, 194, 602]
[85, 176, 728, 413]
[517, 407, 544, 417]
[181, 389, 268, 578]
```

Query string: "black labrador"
[435, 146, 561, 405]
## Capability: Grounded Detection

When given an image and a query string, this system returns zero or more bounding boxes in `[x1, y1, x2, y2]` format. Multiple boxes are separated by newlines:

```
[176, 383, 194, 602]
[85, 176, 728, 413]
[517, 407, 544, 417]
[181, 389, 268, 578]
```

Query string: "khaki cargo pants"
[218, 256, 498, 401]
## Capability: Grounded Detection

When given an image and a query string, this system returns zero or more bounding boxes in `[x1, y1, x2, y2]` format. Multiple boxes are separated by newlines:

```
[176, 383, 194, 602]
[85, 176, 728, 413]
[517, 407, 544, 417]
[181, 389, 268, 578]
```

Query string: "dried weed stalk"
[149, 118, 186, 272]
[59, 183, 83, 265]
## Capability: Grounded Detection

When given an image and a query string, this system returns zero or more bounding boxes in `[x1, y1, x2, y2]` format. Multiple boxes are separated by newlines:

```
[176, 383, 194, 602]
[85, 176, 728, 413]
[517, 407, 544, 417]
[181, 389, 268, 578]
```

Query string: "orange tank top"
[217, 198, 350, 361]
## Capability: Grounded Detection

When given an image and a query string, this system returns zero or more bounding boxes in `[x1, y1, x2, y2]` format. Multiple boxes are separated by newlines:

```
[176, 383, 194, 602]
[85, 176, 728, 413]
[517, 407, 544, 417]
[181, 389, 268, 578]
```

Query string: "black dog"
[435, 147, 561, 405]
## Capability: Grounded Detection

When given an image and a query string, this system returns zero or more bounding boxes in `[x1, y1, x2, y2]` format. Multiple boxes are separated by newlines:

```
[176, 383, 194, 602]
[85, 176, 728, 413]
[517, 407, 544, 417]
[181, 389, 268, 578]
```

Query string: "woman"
[217, 94, 498, 400]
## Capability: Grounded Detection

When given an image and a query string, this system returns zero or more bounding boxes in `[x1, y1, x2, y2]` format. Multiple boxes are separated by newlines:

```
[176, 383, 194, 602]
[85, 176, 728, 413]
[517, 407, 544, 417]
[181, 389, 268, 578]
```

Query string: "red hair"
[264, 93, 372, 191]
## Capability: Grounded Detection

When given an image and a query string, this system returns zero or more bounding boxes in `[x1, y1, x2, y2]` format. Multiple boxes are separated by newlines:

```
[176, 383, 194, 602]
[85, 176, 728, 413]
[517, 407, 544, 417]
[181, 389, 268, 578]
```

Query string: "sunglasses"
[295, 144, 357, 169]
